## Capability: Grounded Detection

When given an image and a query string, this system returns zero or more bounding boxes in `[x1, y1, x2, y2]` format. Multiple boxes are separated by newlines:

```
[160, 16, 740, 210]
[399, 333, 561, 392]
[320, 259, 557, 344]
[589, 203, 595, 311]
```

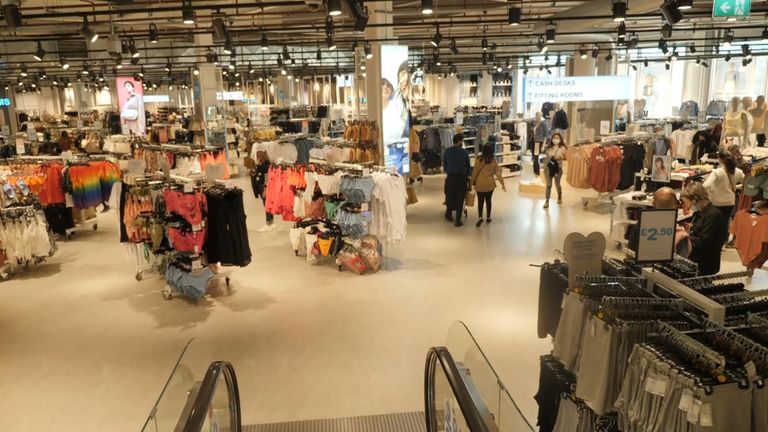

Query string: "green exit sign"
[713, 0, 751, 18]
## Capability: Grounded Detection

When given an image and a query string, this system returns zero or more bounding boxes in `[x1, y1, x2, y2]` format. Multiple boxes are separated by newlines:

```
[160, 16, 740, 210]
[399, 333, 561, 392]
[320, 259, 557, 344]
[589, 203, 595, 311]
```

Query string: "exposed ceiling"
[0, 0, 766, 86]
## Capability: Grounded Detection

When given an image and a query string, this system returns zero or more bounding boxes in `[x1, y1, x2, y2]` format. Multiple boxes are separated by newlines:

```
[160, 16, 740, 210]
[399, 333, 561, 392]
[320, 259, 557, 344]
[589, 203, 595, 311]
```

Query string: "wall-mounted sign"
[216, 91, 244, 101]
[523, 76, 632, 104]
[144, 95, 171, 103]
[712, 0, 751, 19]
[0, 98, 11, 107]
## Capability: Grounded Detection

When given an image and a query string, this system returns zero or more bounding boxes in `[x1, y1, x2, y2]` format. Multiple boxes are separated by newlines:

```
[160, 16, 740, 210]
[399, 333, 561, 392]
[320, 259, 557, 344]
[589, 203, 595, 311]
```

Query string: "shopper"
[703, 150, 745, 221]
[58, 131, 72, 153]
[627, 187, 690, 257]
[681, 183, 728, 276]
[470, 145, 507, 227]
[443, 133, 471, 227]
[542, 132, 567, 209]
[250, 147, 274, 232]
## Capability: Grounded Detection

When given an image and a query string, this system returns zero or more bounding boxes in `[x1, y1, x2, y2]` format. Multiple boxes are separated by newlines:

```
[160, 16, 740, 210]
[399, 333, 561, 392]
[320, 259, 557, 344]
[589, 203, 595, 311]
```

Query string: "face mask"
[552, 139, 561, 145]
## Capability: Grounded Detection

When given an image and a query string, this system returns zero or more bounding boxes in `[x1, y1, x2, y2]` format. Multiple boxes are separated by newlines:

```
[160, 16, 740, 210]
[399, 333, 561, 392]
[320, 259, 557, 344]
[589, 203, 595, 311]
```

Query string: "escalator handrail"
[424, 346, 492, 432]
[182, 361, 242, 432]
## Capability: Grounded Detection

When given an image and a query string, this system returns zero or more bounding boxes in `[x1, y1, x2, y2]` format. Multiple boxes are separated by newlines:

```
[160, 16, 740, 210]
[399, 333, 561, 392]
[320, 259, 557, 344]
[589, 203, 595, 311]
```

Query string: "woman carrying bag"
[543, 132, 567, 209]
[470, 144, 507, 227]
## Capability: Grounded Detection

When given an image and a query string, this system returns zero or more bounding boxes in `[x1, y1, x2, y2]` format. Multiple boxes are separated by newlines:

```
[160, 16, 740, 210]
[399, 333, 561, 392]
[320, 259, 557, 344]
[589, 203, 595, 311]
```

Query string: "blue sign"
[0, 98, 11, 107]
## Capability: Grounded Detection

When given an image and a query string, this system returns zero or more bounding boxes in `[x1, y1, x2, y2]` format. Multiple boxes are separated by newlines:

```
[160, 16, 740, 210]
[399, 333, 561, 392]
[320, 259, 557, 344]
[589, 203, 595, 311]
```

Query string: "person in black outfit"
[250, 149, 274, 232]
[691, 129, 718, 163]
[443, 133, 471, 227]
[681, 183, 728, 276]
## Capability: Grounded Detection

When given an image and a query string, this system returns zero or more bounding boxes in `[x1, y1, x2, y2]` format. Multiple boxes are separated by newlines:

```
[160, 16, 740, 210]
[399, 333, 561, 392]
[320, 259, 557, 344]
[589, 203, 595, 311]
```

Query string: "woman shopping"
[249, 146, 274, 232]
[542, 132, 567, 209]
[703, 150, 745, 221]
[470, 145, 506, 227]
[681, 183, 728, 275]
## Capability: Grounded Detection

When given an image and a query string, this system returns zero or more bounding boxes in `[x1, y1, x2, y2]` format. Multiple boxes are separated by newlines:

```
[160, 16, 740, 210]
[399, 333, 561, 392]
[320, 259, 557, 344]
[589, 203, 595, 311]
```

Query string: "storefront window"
[708, 47, 768, 102]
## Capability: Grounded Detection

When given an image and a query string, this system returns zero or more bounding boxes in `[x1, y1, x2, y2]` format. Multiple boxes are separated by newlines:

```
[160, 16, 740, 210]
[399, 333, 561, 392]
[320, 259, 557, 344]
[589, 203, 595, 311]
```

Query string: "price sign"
[301, 120, 309, 135]
[636, 209, 678, 264]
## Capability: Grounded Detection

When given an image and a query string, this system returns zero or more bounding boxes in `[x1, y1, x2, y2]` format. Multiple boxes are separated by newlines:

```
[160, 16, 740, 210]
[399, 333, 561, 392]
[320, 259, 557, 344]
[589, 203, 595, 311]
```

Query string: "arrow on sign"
[720, 2, 732, 12]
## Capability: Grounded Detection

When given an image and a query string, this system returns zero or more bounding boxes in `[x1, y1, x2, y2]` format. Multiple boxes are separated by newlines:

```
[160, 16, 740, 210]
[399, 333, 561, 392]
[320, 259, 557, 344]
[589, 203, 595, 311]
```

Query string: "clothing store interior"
[2, 0, 768, 431]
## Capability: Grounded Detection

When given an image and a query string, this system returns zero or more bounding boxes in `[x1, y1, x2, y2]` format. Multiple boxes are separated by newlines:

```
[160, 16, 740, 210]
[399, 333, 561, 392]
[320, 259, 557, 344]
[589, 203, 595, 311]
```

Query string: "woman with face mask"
[680, 183, 728, 275]
[543, 132, 567, 209]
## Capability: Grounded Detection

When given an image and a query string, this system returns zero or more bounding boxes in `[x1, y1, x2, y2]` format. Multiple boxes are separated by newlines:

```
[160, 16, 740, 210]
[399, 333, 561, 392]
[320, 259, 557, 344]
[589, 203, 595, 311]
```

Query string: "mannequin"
[750, 95, 766, 147]
[722, 96, 750, 147]
[552, 101, 569, 132]
[742, 96, 755, 147]
[532, 111, 549, 176]
[634, 99, 647, 120]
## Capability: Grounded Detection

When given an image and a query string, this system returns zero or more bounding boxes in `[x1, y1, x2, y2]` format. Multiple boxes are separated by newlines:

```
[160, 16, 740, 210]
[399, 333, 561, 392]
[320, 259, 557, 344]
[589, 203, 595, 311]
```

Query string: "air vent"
[56, 39, 89, 60]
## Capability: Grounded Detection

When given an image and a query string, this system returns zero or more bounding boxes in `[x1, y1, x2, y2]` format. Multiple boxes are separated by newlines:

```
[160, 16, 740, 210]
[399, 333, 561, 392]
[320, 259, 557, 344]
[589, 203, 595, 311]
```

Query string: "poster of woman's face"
[116, 77, 146, 136]
[652, 155, 671, 183]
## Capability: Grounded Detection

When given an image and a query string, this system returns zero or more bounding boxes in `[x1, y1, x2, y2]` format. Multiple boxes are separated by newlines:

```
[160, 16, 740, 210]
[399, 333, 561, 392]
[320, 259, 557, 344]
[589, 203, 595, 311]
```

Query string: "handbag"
[121, 108, 138, 121]
[547, 159, 560, 177]
[465, 190, 476, 207]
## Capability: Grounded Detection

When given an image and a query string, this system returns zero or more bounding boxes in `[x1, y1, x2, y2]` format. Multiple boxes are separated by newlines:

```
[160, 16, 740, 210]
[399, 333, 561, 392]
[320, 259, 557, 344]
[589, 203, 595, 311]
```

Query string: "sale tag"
[688, 398, 702, 424]
[15, 137, 25, 154]
[699, 403, 713, 427]
[184, 182, 194, 193]
[636, 208, 678, 264]
[128, 159, 146, 174]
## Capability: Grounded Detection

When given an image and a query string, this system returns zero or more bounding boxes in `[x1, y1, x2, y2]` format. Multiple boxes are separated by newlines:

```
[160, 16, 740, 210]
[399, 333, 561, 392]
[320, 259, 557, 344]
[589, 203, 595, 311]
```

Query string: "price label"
[636, 208, 678, 264]
[15, 137, 25, 155]
[1, 125, 9, 135]
[600, 120, 610, 135]
[127, 159, 146, 174]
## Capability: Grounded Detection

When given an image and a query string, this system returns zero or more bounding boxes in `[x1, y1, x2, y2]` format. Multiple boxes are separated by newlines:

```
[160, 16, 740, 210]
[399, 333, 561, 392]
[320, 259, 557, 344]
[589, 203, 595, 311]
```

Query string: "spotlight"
[508, 5, 521, 26]
[261, 33, 269, 50]
[723, 30, 734, 48]
[19, 64, 27, 77]
[545, 22, 556, 43]
[421, 0, 433, 14]
[763, 28, 768, 42]
[481, 36, 488, 52]
[612, 1, 627, 22]
[579, 45, 587, 59]
[658, 38, 669, 54]
[316, 48, 322, 61]
[80, 16, 98, 43]
[643, 59, 649, 67]
[2, 0, 22, 29]
[164, 58, 172, 72]
[249, 63, 255, 74]
[605, 50, 613, 62]
[617, 22, 626, 40]
[725, 52, 732, 62]
[537, 37, 548, 54]
[701, 61, 708, 68]
[677, 0, 693, 10]
[149, 23, 159, 43]
[139, 66, 145, 77]
[591, 45, 599, 59]
[631, 64, 637, 71]
[328, 0, 342, 16]
[326, 36, 336, 50]
[182, 0, 195, 25]
[662, 23, 673, 39]
[60, 58, 70, 69]
[128, 39, 140, 58]
[223, 35, 234, 55]
[431, 25, 442, 47]
[695, 57, 701, 65]
[742, 44, 752, 59]
[364, 43, 372, 59]
[282, 45, 291, 60]
[659, 0, 683, 25]
[665, 61, 670, 70]
[193, 64, 199, 75]
[689, 42, 696, 54]
[33, 41, 45, 61]
[627, 35, 639, 49]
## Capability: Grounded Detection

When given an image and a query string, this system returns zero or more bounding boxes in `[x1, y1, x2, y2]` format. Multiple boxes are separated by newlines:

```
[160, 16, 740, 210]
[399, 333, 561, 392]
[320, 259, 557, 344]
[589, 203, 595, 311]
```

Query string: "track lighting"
[579, 46, 587, 59]
[508, 5, 521, 26]
[545, 22, 556, 43]
[725, 52, 732, 62]
[688, 43, 696, 54]
[128, 39, 140, 58]
[670, 50, 678, 61]
[617, 22, 626, 40]
[612, 0, 627, 22]
[182, 0, 195, 25]
[723, 30, 734, 48]
[643, 59, 649, 67]
[431, 25, 442, 47]
[149, 23, 159, 43]
[80, 16, 98, 43]
[193, 64, 200, 76]
[481, 36, 488, 52]
[662, 23, 673, 39]
[658, 38, 669, 55]
[164, 58, 172, 72]
[537, 37, 548, 54]
[450, 38, 459, 55]
[742, 44, 752, 59]
[659, 0, 683, 25]
[249, 63, 255, 74]
[326, 36, 336, 51]
[223, 35, 234, 55]
[60, 58, 70, 69]
[627, 35, 639, 49]
[139, 66, 145, 77]
[328, 0, 342, 16]
[677, 0, 693, 10]
[33, 41, 45, 61]
[605, 50, 613, 62]
[19, 64, 27, 77]
[421, 0, 433, 14]
[762, 28, 768, 42]
[364, 43, 372, 59]
[591, 45, 599, 59]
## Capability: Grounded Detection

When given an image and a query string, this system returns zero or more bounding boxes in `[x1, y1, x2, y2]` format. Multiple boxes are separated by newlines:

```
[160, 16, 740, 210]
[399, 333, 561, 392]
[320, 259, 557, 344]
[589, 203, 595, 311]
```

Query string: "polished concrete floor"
[0, 173, 761, 431]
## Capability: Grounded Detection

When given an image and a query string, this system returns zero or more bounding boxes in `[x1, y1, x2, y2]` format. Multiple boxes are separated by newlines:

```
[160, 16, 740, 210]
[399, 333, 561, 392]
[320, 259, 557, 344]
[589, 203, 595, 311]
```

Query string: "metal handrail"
[181, 361, 242, 432]
[424, 346, 492, 432]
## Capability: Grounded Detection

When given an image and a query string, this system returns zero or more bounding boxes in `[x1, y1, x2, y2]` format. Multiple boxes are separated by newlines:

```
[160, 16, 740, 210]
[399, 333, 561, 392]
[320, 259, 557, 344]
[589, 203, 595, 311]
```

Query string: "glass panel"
[433, 361, 472, 432]
[140, 339, 212, 432]
[200, 372, 234, 432]
[445, 321, 534, 432]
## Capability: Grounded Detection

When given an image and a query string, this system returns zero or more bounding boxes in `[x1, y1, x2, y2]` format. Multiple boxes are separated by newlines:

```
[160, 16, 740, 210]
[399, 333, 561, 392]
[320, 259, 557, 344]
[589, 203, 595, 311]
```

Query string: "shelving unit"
[491, 73, 513, 101]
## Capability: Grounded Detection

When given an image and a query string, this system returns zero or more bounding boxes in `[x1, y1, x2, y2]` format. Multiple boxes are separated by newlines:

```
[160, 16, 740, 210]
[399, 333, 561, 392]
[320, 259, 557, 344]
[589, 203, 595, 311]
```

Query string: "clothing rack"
[679, 271, 753, 286]
[574, 274, 646, 286]
[656, 321, 727, 376]
[601, 296, 685, 309]
[642, 269, 726, 323]
[702, 318, 768, 371]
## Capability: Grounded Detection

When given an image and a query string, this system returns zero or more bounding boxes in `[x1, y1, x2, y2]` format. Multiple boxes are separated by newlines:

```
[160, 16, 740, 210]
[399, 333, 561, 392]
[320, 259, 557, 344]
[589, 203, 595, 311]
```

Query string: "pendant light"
[508, 4, 521, 26]
[128, 39, 140, 58]
[182, 0, 195, 25]
[261, 33, 269, 50]
[617, 22, 626, 40]
[328, 0, 342, 17]
[149, 24, 159, 43]
[545, 22, 556, 43]
[421, 0, 433, 14]
[612, 0, 627, 22]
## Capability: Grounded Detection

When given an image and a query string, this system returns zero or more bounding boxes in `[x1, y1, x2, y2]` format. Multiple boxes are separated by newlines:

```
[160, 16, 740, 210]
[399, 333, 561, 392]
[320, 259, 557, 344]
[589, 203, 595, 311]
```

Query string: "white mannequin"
[750, 96, 766, 147]
[722, 96, 750, 147]
[742, 96, 755, 147]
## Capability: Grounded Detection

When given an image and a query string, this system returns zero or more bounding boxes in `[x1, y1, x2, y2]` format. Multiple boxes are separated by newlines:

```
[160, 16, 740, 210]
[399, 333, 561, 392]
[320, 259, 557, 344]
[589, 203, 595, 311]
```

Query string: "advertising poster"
[651, 155, 671, 183]
[381, 45, 410, 175]
[116, 76, 146, 136]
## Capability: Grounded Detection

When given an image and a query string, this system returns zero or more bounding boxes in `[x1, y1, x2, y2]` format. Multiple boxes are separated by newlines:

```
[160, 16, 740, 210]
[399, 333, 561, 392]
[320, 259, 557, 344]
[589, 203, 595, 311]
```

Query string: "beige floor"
[0, 173, 762, 431]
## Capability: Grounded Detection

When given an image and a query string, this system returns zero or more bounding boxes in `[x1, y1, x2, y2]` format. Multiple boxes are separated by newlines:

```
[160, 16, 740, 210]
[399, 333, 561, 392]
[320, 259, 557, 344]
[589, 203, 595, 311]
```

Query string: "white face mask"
[552, 138, 561, 145]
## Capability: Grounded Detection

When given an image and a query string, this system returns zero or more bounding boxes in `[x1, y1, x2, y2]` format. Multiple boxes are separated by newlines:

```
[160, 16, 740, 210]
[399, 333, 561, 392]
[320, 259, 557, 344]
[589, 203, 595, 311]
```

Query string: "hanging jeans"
[444, 174, 467, 221]
[477, 191, 494, 219]
[546, 171, 563, 201]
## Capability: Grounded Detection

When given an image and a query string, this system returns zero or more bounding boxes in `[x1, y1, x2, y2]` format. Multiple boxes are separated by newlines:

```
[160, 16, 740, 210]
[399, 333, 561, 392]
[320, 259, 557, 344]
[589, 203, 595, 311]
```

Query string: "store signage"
[563, 232, 606, 289]
[523, 76, 631, 104]
[636, 209, 678, 264]
[144, 95, 171, 103]
[0, 97, 11, 107]
[712, 0, 751, 18]
[216, 91, 244, 101]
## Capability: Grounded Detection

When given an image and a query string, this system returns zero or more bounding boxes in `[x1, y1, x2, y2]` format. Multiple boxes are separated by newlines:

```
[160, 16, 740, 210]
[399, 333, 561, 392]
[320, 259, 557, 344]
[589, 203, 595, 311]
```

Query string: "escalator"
[140, 322, 534, 432]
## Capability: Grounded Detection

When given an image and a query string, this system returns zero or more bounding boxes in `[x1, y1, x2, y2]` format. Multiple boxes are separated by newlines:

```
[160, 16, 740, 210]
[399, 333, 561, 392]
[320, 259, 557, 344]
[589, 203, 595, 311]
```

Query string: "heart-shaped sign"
[563, 232, 607, 290]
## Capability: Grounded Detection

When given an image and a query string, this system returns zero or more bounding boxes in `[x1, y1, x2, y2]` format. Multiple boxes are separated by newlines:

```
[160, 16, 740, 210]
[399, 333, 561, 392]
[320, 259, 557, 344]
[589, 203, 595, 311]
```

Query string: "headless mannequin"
[551, 101, 569, 132]
[750, 96, 767, 147]
[722, 96, 750, 147]
[742, 96, 755, 147]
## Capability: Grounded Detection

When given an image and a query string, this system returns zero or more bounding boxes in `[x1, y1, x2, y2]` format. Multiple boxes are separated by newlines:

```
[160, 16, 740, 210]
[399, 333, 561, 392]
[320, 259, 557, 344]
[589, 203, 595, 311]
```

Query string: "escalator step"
[243, 411, 426, 432]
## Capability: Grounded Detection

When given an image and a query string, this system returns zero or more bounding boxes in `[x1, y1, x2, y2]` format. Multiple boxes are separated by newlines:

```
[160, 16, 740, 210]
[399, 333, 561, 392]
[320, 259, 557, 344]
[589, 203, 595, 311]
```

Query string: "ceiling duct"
[1, 0, 21, 29]
[57, 39, 89, 60]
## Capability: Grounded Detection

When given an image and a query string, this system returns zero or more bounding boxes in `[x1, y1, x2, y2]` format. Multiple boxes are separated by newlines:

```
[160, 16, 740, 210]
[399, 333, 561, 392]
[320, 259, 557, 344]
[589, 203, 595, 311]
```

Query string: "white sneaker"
[257, 225, 275, 233]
